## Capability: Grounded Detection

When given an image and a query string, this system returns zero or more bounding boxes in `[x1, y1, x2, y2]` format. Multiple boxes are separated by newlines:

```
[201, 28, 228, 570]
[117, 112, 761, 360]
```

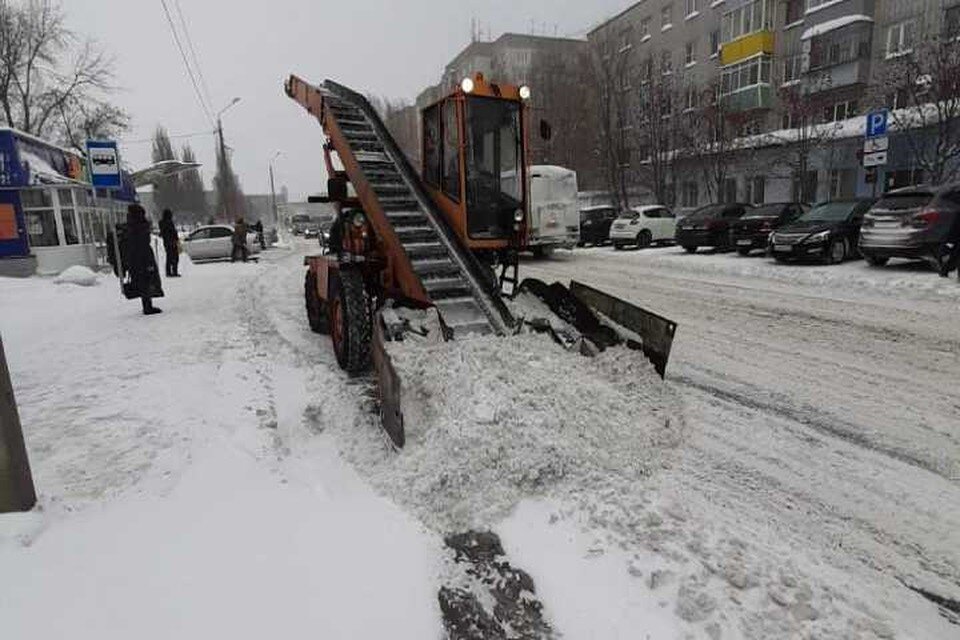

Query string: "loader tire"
[305, 271, 328, 334]
[330, 268, 371, 375]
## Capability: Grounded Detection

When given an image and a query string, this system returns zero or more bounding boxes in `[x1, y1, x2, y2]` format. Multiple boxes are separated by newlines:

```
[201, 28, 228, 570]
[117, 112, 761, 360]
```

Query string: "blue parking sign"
[866, 110, 889, 138]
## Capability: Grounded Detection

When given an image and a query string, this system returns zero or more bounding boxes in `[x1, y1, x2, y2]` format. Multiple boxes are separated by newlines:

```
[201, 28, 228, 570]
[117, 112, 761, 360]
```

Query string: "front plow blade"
[569, 281, 677, 378]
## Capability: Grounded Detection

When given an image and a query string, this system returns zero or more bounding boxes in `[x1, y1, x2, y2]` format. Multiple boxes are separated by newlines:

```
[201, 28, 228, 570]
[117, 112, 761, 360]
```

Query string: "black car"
[578, 205, 618, 246]
[730, 202, 809, 256]
[676, 203, 753, 253]
[769, 199, 875, 264]
[859, 184, 960, 268]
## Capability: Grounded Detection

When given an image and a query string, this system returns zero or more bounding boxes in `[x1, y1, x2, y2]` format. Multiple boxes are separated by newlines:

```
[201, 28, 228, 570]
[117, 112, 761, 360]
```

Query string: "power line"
[159, 0, 213, 126]
[121, 130, 216, 145]
[173, 0, 214, 111]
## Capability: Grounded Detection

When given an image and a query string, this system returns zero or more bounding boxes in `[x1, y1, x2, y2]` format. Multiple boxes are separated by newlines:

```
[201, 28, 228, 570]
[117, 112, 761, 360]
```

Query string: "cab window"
[442, 99, 461, 201]
[422, 105, 441, 188]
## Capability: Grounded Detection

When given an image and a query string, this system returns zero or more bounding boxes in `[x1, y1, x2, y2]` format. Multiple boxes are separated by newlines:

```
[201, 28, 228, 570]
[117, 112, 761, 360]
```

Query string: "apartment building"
[588, 0, 960, 208]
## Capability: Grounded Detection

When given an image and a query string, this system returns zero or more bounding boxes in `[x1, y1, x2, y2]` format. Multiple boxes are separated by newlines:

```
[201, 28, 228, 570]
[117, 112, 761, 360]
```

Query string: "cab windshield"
[465, 96, 522, 238]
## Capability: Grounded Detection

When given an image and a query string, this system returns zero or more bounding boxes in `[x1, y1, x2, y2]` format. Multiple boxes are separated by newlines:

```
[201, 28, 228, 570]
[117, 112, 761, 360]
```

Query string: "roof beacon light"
[461, 77, 475, 94]
[519, 85, 532, 100]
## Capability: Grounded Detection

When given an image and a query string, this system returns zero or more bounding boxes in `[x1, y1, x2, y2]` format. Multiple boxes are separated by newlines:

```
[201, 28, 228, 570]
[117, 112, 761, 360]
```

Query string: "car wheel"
[737, 247, 751, 257]
[329, 268, 372, 375]
[774, 255, 790, 264]
[636, 230, 652, 249]
[613, 243, 624, 251]
[682, 245, 697, 254]
[864, 253, 889, 267]
[826, 238, 847, 265]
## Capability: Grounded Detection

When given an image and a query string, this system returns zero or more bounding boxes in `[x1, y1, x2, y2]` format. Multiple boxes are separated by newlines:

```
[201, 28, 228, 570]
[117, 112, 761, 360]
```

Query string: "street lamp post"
[216, 97, 241, 221]
[269, 151, 281, 226]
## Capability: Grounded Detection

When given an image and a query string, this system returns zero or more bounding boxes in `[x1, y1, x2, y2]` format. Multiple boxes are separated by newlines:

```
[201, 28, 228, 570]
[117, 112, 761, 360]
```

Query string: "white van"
[528, 165, 579, 256]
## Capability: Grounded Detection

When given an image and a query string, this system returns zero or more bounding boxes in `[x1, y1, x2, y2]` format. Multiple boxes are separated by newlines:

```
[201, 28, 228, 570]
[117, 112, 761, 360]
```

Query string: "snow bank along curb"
[53, 265, 99, 287]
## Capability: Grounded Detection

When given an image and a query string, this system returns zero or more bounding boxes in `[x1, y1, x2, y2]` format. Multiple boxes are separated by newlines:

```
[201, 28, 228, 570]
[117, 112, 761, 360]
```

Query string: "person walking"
[231, 217, 249, 263]
[159, 209, 180, 277]
[252, 219, 266, 250]
[123, 204, 163, 315]
[940, 213, 960, 279]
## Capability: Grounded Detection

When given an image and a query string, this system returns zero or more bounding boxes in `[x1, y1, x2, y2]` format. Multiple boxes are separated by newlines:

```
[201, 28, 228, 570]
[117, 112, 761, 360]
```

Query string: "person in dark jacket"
[124, 204, 163, 315]
[158, 209, 180, 277]
[231, 217, 249, 263]
[252, 219, 266, 250]
[940, 215, 960, 279]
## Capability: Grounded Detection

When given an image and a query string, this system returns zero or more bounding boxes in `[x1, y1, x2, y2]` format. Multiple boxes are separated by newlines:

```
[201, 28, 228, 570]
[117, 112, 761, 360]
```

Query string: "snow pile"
[346, 332, 685, 532]
[53, 265, 99, 287]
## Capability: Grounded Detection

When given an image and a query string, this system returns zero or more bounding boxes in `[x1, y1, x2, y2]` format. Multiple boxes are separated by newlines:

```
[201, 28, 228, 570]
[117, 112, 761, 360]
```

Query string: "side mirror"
[539, 119, 553, 141]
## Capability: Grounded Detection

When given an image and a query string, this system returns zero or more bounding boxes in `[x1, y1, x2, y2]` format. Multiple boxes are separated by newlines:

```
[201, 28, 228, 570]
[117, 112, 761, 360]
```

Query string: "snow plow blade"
[372, 311, 405, 449]
[519, 279, 677, 378]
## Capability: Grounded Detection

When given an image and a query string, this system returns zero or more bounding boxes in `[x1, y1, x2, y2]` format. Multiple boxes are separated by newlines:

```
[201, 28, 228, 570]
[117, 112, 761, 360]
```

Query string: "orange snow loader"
[286, 73, 678, 448]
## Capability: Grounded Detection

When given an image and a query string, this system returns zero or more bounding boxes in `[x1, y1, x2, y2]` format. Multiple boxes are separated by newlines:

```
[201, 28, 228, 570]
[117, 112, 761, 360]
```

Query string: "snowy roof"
[0, 126, 79, 157]
[801, 15, 873, 41]
[19, 149, 74, 186]
[529, 165, 576, 178]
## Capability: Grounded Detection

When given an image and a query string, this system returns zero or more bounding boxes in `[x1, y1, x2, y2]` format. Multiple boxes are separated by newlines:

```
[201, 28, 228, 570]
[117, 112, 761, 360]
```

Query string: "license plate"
[737, 239, 753, 246]
[774, 244, 792, 252]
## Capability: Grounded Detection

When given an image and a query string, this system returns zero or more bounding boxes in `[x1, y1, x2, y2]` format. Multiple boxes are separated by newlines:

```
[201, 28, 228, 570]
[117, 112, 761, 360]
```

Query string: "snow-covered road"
[2, 242, 958, 639]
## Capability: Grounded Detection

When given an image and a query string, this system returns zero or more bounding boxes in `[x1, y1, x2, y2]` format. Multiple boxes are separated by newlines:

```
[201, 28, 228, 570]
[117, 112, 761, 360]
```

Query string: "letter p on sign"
[866, 110, 888, 138]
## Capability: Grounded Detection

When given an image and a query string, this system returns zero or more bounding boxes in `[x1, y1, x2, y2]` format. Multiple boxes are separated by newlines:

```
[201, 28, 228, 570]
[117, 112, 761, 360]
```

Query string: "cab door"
[0, 191, 29, 258]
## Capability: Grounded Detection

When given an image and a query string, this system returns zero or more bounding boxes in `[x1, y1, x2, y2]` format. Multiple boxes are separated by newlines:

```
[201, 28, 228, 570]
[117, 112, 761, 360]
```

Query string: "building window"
[887, 88, 909, 110]
[641, 57, 654, 83]
[745, 176, 766, 204]
[829, 169, 856, 199]
[685, 40, 698, 65]
[886, 20, 916, 58]
[685, 0, 699, 17]
[661, 50, 674, 75]
[720, 55, 772, 96]
[822, 99, 859, 123]
[640, 17, 652, 40]
[710, 30, 721, 56]
[619, 26, 634, 52]
[785, 0, 803, 24]
[681, 181, 699, 207]
[722, 178, 738, 204]
[21, 189, 58, 248]
[721, 0, 774, 44]
[662, 4, 674, 30]
[685, 87, 698, 111]
[809, 30, 871, 70]
[947, 6, 960, 39]
[782, 54, 802, 83]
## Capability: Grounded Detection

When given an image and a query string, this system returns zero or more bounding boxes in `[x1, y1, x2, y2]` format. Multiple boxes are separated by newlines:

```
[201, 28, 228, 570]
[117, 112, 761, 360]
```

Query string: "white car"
[609, 205, 677, 249]
[182, 225, 262, 261]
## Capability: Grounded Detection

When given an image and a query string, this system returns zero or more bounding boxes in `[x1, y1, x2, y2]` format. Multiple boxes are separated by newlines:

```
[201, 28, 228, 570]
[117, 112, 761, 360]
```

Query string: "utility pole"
[0, 334, 36, 513]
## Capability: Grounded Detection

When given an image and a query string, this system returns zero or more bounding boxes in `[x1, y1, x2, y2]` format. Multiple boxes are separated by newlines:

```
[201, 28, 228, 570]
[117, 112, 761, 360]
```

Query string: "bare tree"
[770, 85, 837, 202]
[631, 52, 683, 205]
[872, 25, 960, 184]
[0, 0, 127, 146]
[588, 35, 633, 210]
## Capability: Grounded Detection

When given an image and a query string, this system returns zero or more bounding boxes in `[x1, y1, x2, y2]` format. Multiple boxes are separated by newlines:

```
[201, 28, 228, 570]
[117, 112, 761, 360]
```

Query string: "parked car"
[578, 205, 617, 246]
[182, 225, 262, 261]
[859, 184, 960, 268]
[675, 203, 752, 253]
[730, 202, 809, 256]
[769, 199, 875, 264]
[610, 205, 677, 249]
[290, 213, 311, 236]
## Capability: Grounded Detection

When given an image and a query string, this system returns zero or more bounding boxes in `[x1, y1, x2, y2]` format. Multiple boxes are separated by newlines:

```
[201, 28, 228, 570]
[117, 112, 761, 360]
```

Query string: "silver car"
[860, 184, 960, 268]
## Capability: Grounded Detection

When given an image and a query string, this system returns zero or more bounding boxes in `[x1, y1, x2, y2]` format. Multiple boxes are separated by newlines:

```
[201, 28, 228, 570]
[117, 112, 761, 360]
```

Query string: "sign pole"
[0, 334, 37, 513]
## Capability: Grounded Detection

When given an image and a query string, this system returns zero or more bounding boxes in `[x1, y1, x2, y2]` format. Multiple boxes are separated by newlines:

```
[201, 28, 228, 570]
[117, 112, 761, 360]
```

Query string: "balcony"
[721, 30, 775, 66]
[803, 59, 871, 94]
[721, 85, 773, 113]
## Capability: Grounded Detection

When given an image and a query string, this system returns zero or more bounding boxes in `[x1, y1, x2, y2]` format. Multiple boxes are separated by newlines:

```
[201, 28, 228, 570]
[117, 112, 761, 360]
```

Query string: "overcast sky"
[66, 0, 629, 204]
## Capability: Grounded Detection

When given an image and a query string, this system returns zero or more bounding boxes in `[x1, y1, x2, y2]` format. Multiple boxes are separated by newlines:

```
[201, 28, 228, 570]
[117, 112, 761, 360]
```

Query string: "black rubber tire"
[864, 254, 889, 267]
[682, 245, 697, 254]
[613, 243, 624, 251]
[637, 230, 652, 249]
[737, 247, 751, 256]
[774, 255, 790, 264]
[305, 271, 328, 334]
[330, 268, 371, 375]
[826, 238, 847, 265]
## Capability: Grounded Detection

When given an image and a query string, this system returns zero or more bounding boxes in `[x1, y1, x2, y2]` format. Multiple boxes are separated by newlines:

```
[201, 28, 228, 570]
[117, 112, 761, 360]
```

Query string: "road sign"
[863, 151, 888, 168]
[864, 136, 889, 153]
[865, 110, 889, 138]
[86, 140, 122, 189]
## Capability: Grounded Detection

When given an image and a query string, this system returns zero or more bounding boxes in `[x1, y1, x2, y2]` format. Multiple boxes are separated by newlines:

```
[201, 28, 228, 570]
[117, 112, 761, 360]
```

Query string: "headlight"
[352, 212, 365, 227]
[461, 77, 475, 94]
[805, 230, 830, 243]
[514, 209, 524, 223]
[519, 85, 532, 100]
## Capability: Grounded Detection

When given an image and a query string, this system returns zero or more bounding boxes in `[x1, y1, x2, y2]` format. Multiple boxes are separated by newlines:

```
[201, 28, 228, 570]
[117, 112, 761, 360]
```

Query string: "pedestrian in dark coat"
[123, 204, 163, 315]
[940, 214, 960, 279]
[231, 217, 249, 263]
[159, 209, 180, 277]
[252, 220, 266, 250]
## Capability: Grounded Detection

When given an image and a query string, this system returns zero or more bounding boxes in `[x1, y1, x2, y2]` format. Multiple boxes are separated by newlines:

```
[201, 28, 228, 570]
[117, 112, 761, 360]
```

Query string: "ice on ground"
[53, 265, 99, 287]
[342, 331, 685, 533]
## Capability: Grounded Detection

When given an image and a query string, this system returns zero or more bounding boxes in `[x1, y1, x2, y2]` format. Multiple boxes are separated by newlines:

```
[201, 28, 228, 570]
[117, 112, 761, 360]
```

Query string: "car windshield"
[743, 204, 786, 218]
[873, 193, 933, 212]
[798, 202, 859, 222]
[686, 205, 726, 220]
[621, 210, 641, 220]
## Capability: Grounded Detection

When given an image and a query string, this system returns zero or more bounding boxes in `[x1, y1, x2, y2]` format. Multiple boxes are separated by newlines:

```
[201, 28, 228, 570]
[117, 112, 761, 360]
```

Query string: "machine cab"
[421, 73, 530, 253]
